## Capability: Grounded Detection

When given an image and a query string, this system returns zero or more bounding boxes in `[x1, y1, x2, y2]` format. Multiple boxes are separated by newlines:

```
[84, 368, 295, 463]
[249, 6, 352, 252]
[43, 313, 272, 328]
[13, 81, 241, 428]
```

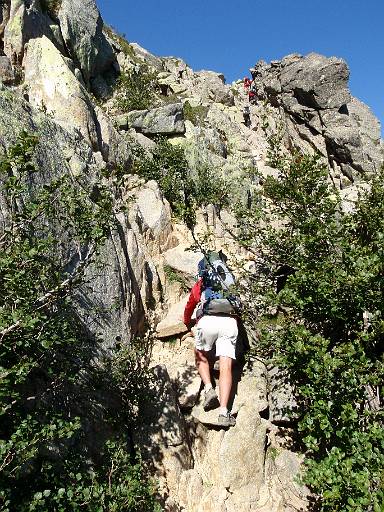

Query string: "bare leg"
[195, 349, 211, 386]
[219, 356, 233, 408]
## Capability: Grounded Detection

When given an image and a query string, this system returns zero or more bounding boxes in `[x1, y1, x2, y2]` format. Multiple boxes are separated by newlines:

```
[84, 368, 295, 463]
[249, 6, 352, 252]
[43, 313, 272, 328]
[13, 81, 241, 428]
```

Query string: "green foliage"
[236, 142, 384, 511]
[164, 265, 189, 293]
[132, 138, 230, 228]
[0, 133, 160, 511]
[183, 102, 208, 126]
[40, 0, 61, 16]
[132, 137, 196, 225]
[193, 164, 229, 211]
[115, 69, 159, 112]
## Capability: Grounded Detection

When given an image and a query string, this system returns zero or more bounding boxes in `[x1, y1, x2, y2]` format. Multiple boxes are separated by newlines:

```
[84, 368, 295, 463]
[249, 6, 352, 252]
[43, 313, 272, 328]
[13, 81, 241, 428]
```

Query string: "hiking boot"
[218, 412, 236, 427]
[203, 388, 219, 411]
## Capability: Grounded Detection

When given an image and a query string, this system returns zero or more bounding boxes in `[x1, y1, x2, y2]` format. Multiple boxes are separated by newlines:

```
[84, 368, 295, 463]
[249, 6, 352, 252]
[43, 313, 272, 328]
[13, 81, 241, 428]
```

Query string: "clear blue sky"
[98, 0, 383, 135]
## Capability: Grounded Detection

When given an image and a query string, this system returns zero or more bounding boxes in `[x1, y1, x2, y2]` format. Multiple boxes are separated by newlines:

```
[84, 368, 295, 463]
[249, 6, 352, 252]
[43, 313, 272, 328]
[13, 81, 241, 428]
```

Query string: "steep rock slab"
[58, 0, 115, 84]
[120, 103, 186, 135]
[0, 55, 14, 83]
[23, 35, 99, 149]
[3, 0, 61, 65]
[0, 88, 162, 350]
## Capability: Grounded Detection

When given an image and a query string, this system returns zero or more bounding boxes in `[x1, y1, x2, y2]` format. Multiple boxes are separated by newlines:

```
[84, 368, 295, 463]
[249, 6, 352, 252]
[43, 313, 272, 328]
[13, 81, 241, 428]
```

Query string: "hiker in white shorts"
[184, 252, 240, 427]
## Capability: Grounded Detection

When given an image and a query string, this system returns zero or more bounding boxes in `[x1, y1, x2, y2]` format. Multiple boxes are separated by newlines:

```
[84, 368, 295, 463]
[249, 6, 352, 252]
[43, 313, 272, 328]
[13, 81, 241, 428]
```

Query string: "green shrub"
[115, 69, 158, 112]
[235, 142, 384, 511]
[132, 138, 230, 228]
[0, 132, 160, 511]
[183, 101, 208, 126]
[193, 164, 229, 210]
[133, 137, 195, 225]
[40, 0, 61, 16]
[164, 265, 189, 292]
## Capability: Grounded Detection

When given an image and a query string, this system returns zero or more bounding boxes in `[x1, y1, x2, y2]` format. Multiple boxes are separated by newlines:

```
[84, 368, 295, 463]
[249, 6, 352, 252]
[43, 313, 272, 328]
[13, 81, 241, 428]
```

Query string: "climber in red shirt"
[184, 269, 238, 428]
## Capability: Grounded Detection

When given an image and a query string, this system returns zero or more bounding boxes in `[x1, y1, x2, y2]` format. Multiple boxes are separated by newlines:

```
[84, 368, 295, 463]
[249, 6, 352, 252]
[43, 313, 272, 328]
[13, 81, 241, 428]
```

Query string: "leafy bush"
[164, 265, 189, 293]
[40, 0, 61, 17]
[0, 133, 160, 511]
[236, 143, 384, 511]
[115, 69, 159, 112]
[133, 137, 195, 225]
[132, 138, 230, 227]
[183, 101, 208, 126]
[193, 163, 229, 210]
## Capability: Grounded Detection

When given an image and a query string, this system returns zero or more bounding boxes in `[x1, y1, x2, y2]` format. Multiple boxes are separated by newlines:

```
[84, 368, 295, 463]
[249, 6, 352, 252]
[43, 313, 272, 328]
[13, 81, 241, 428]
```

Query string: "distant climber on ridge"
[243, 105, 251, 127]
[243, 76, 257, 104]
[183, 251, 241, 427]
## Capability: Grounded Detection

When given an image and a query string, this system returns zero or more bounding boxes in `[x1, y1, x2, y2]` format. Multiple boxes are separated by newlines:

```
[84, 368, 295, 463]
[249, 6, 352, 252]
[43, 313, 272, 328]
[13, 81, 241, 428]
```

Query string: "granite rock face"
[3, 0, 62, 65]
[58, 0, 116, 85]
[0, 88, 171, 351]
[116, 103, 186, 135]
[0, 4, 382, 510]
[251, 53, 383, 181]
[143, 344, 310, 511]
[23, 35, 100, 149]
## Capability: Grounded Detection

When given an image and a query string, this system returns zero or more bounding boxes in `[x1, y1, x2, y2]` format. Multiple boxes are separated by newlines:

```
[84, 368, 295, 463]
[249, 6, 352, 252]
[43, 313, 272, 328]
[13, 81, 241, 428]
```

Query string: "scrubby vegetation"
[235, 135, 384, 511]
[114, 69, 159, 112]
[183, 101, 209, 126]
[132, 137, 229, 226]
[0, 133, 160, 511]
[40, 0, 62, 17]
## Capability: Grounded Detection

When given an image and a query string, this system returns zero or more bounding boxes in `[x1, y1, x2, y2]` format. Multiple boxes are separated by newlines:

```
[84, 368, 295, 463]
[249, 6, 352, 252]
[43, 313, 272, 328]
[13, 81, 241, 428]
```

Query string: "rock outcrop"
[146, 341, 310, 512]
[58, 0, 116, 86]
[116, 103, 186, 135]
[23, 35, 100, 149]
[251, 53, 383, 182]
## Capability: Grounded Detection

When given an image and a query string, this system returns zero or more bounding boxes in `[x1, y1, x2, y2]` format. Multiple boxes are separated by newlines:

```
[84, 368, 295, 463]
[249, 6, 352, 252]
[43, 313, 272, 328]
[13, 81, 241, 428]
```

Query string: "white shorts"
[193, 315, 238, 360]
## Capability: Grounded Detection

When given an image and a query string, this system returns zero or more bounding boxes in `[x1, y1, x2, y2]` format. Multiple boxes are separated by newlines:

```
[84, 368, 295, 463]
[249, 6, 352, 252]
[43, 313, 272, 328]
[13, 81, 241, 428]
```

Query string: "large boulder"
[58, 0, 115, 85]
[3, 0, 61, 65]
[156, 296, 189, 339]
[134, 180, 174, 250]
[163, 246, 203, 279]
[194, 70, 235, 106]
[279, 52, 351, 110]
[251, 53, 383, 180]
[23, 35, 99, 149]
[119, 103, 186, 135]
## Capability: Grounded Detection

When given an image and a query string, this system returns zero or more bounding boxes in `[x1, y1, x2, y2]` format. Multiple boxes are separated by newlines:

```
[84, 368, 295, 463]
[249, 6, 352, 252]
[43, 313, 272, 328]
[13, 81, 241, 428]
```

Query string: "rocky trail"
[0, 0, 382, 510]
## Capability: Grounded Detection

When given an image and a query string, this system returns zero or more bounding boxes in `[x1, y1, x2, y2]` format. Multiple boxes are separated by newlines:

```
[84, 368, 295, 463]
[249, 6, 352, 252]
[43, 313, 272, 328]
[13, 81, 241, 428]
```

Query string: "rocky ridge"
[0, 1, 383, 511]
